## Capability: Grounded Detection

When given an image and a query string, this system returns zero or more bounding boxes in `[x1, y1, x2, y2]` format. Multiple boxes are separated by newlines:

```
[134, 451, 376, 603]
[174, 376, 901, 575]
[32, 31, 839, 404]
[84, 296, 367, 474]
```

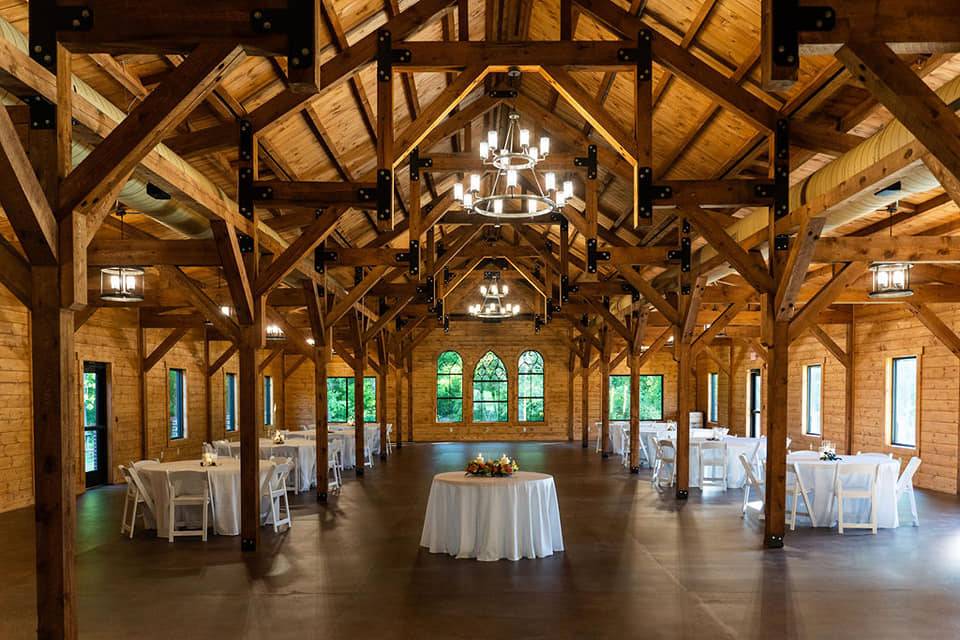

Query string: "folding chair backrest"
[657, 439, 675, 461]
[789, 450, 820, 460]
[165, 470, 208, 498]
[125, 465, 156, 514]
[739, 453, 762, 489]
[836, 463, 878, 492]
[896, 456, 922, 493]
[748, 440, 762, 465]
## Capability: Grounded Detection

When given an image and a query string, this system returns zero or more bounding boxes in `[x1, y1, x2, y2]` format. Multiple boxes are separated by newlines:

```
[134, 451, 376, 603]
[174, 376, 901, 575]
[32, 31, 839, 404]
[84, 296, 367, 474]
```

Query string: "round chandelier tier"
[453, 111, 573, 219]
[869, 263, 913, 299]
[469, 275, 520, 319]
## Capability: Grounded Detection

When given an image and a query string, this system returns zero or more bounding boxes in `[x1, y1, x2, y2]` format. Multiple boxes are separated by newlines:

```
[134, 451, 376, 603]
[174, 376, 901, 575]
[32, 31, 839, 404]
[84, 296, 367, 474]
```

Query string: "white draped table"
[789, 454, 901, 528]
[288, 424, 382, 468]
[643, 432, 764, 488]
[137, 459, 275, 537]
[225, 438, 316, 491]
[420, 471, 564, 561]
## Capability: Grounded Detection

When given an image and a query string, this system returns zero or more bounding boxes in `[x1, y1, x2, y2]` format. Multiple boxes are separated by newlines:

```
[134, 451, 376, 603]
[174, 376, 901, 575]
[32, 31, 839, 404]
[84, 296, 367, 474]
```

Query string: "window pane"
[639, 375, 663, 420]
[519, 398, 544, 422]
[437, 399, 463, 422]
[83, 372, 98, 427]
[168, 369, 185, 440]
[892, 357, 917, 447]
[264, 376, 273, 426]
[609, 375, 630, 421]
[806, 365, 822, 435]
[708, 373, 719, 423]
[225, 373, 236, 432]
[364, 377, 377, 423]
[327, 378, 348, 422]
[473, 352, 507, 422]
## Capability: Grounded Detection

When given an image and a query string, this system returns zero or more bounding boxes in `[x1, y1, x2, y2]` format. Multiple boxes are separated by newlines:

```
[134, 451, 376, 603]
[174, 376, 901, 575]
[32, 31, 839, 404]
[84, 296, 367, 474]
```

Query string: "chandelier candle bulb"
[487, 130, 498, 150]
[539, 136, 550, 156]
[507, 169, 517, 188]
[545, 172, 556, 191]
[479, 141, 489, 159]
[519, 128, 530, 148]
[563, 180, 574, 199]
[454, 182, 464, 201]
[493, 199, 503, 214]
[469, 173, 481, 192]
[462, 192, 473, 208]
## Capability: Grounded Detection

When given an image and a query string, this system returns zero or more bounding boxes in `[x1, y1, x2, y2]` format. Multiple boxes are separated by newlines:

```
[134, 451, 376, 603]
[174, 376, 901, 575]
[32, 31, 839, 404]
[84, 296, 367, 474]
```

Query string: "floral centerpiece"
[465, 453, 519, 477]
[272, 430, 286, 444]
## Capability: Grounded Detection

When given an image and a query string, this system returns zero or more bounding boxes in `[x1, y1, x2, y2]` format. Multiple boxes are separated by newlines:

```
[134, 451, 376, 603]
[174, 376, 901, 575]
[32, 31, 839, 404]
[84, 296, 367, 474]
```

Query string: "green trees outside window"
[608, 374, 664, 421]
[518, 350, 544, 422]
[436, 351, 463, 422]
[473, 351, 508, 422]
[327, 377, 377, 423]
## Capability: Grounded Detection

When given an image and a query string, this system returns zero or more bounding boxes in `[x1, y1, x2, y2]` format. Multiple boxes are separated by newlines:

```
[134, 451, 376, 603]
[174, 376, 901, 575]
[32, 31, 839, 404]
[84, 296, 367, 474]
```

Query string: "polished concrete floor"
[2, 442, 959, 639]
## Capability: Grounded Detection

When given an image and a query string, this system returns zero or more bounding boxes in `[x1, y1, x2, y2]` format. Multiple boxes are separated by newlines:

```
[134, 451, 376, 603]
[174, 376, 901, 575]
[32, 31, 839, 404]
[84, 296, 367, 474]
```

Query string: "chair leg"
[271, 495, 279, 533]
[168, 502, 175, 543]
[789, 486, 798, 531]
[742, 484, 750, 516]
[283, 491, 291, 529]
[837, 494, 844, 535]
[908, 488, 919, 526]
[121, 493, 131, 535]
[202, 498, 209, 542]
[129, 500, 138, 539]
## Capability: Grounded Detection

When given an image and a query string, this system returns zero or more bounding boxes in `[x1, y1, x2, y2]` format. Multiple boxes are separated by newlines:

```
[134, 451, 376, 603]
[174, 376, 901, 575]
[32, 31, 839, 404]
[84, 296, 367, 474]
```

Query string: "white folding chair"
[652, 439, 677, 487]
[896, 456, 922, 526]
[264, 457, 293, 532]
[594, 422, 603, 453]
[786, 462, 817, 530]
[738, 454, 764, 519]
[786, 436, 793, 452]
[364, 429, 377, 468]
[385, 423, 394, 455]
[857, 451, 894, 459]
[131, 459, 160, 470]
[699, 441, 728, 490]
[636, 431, 650, 467]
[833, 463, 879, 534]
[164, 470, 211, 542]
[327, 439, 343, 492]
[620, 428, 631, 469]
[118, 465, 153, 539]
[213, 440, 233, 458]
[748, 440, 764, 478]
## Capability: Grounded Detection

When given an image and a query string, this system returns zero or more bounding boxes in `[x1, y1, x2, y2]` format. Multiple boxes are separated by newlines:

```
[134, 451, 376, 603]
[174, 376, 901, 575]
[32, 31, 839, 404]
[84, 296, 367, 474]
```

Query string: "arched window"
[518, 350, 544, 422]
[436, 351, 463, 422]
[473, 351, 508, 422]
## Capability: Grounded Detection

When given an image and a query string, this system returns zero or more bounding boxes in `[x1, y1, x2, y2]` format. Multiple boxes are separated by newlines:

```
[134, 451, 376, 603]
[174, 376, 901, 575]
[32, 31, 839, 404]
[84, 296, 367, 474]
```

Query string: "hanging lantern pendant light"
[99, 204, 145, 303]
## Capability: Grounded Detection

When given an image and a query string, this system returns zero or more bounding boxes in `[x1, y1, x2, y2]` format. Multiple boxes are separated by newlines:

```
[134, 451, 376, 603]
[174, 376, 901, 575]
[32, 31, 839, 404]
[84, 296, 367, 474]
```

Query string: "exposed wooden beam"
[143, 327, 190, 372]
[210, 221, 254, 325]
[208, 343, 238, 376]
[905, 302, 960, 358]
[774, 216, 825, 320]
[253, 208, 342, 296]
[788, 262, 869, 341]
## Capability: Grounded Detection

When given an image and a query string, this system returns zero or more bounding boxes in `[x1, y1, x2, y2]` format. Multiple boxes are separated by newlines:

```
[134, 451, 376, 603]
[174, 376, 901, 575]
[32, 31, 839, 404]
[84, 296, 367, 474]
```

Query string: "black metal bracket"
[313, 245, 337, 273]
[636, 166, 672, 220]
[30, 4, 93, 69]
[574, 145, 598, 180]
[773, 118, 790, 221]
[251, 0, 317, 70]
[435, 296, 444, 322]
[394, 239, 420, 276]
[616, 28, 652, 70]
[774, 234, 790, 252]
[586, 238, 610, 274]
[443, 267, 454, 285]
[395, 317, 407, 331]
[676, 489, 689, 500]
[376, 169, 393, 221]
[765, 534, 785, 549]
[238, 119, 253, 162]
[25, 95, 55, 130]
[442, 315, 450, 333]
[375, 29, 411, 81]
[488, 89, 518, 99]
[771, 2, 835, 69]
[560, 275, 571, 303]
[354, 267, 364, 286]
[667, 236, 691, 274]
[534, 315, 544, 335]
[238, 167, 254, 219]
[409, 147, 433, 182]
[622, 283, 640, 303]
[241, 538, 256, 552]
[416, 275, 435, 305]
[237, 233, 255, 254]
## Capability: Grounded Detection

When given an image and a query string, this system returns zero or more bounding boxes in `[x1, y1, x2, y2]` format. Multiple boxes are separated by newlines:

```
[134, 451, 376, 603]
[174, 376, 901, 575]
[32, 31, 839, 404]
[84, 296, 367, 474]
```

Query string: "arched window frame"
[436, 351, 463, 422]
[473, 351, 508, 423]
[517, 350, 545, 422]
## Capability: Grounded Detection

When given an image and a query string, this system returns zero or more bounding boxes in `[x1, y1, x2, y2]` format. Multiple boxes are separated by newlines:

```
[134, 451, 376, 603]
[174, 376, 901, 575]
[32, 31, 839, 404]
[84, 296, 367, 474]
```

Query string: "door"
[83, 362, 108, 487]
[749, 368, 762, 438]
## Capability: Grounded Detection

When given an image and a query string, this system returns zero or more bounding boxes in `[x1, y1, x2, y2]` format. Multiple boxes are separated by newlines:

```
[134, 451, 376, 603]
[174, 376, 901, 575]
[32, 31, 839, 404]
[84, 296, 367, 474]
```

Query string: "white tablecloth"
[420, 471, 564, 561]
[593, 421, 678, 456]
[137, 459, 275, 537]
[289, 425, 382, 468]
[225, 439, 316, 491]
[645, 433, 765, 488]
[789, 454, 901, 528]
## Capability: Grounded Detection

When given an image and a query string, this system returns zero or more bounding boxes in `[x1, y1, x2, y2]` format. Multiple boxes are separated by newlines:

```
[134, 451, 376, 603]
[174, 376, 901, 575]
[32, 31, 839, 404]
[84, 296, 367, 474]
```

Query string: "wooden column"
[314, 347, 329, 501]
[137, 320, 149, 460]
[354, 352, 366, 476]
[676, 331, 691, 498]
[580, 341, 591, 448]
[394, 365, 403, 449]
[845, 313, 856, 454]
[628, 353, 641, 472]
[203, 329, 213, 442]
[406, 355, 414, 442]
[31, 267, 78, 640]
[566, 360, 575, 442]
[378, 362, 388, 461]
[238, 318, 261, 550]
[600, 325, 612, 458]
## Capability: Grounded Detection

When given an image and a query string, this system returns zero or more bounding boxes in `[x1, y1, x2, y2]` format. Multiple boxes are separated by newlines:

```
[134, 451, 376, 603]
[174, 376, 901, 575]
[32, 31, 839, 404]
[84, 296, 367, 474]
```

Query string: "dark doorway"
[83, 362, 108, 487]
[749, 368, 762, 438]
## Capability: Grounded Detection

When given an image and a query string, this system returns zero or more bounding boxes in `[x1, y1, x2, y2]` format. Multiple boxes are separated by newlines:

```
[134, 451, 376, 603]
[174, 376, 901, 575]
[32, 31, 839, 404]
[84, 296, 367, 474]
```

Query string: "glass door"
[83, 362, 108, 487]
[749, 368, 762, 438]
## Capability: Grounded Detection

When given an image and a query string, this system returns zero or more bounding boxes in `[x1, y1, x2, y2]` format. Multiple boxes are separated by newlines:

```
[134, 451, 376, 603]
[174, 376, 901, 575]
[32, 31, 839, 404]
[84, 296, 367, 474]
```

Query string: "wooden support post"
[845, 312, 855, 455]
[580, 339, 591, 447]
[352, 315, 367, 476]
[600, 324, 612, 458]
[676, 330, 691, 499]
[628, 353, 641, 472]
[137, 317, 149, 460]
[377, 336, 388, 461]
[567, 349, 575, 442]
[315, 346, 329, 501]
[238, 319, 261, 551]
[204, 330, 213, 442]
[406, 355, 414, 442]
[395, 365, 403, 449]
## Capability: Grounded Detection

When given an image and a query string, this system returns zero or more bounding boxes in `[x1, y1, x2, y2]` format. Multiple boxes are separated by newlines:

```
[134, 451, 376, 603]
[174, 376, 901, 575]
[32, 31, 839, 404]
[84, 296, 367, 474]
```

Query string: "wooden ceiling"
[1, 0, 960, 323]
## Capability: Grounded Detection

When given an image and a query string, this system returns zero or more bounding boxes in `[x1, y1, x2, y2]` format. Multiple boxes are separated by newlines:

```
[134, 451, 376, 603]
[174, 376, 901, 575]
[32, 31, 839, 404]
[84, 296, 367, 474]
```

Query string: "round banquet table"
[137, 459, 275, 537]
[226, 438, 316, 491]
[420, 471, 564, 561]
[643, 433, 764, 488]
[788, 454, 901, 528]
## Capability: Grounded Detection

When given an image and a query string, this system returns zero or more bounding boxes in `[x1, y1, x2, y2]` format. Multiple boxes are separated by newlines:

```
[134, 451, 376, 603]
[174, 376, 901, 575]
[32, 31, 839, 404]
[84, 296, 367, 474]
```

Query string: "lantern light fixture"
[869, 263, 913, 299]
[99, 203, 145, 303]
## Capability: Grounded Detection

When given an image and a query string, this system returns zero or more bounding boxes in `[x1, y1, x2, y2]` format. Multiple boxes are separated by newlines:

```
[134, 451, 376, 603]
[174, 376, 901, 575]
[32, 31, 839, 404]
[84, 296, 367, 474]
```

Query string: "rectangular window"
[263, 375, 273, 426]
[327, 377, 377, 423]
[225, 373, 237, 432]
[803, 364, 822, 436]
[891, 356, 917, 447]
[707, 372, 719, 423]
[608, 374, 664, 421]
[168, 368, 186, 440]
